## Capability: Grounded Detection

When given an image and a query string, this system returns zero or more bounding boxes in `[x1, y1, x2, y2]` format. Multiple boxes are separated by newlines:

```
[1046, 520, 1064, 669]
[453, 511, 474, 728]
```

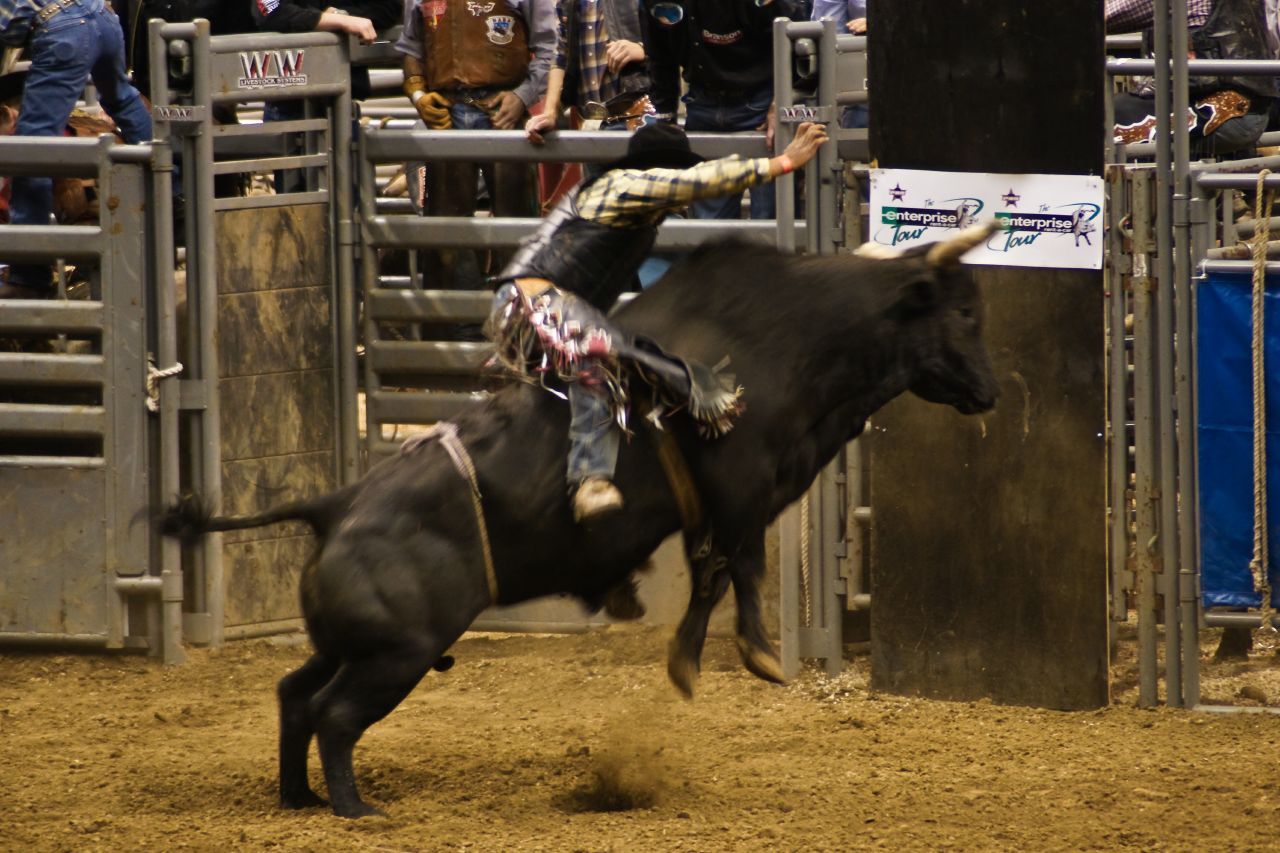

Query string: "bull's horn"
[926, 221, 1001, 267]
[854, 241, 904, 259]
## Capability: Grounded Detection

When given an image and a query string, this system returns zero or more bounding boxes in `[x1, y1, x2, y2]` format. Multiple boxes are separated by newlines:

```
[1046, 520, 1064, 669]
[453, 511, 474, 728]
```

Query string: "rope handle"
[145, 355, 184, 414]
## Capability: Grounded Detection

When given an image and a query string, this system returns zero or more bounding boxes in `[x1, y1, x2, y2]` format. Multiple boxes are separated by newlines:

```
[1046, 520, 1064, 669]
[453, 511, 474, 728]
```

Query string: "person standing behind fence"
[642, 0, 804, 221]
[811, 0, 866, 129]
[0, 0, 153, 299]
[252, 0, 391, 48]
[252, 0, 399, 193]
[525, 0, 651, 154]
[396, 0, 555, 296]
[1107, 0, 1279, 156]
[115, 1, 257, 100]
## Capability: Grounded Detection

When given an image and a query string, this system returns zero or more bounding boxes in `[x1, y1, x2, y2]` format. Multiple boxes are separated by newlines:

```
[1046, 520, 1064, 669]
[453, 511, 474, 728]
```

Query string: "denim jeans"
[567, 381, 620, 485]
[488, 282, 621, 486]
[683, 84, 775, 220]
[422, 99, 535, 292]
[8, 0, 152, 291]
[840, 104, 869, 130]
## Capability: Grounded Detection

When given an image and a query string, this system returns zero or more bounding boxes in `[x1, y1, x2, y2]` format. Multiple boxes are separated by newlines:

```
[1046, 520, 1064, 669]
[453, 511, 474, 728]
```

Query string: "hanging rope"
[800, 495, 812, 628]
[145, 355, 184, 414]
[1248, 169, 1275, 631]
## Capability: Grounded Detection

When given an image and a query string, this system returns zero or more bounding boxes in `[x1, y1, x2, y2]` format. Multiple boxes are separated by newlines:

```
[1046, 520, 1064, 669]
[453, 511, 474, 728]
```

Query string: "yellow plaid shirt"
[574, 156, 774, 228]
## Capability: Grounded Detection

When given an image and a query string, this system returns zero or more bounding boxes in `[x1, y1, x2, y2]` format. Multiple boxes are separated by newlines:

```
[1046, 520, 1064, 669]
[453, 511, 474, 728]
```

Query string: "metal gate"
[0, 135, 183, 662]
[147, 20, 361, 642]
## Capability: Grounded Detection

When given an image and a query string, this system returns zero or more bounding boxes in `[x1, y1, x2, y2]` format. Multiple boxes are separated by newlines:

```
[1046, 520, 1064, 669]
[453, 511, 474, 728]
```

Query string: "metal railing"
[1106, 8, 1280, 710]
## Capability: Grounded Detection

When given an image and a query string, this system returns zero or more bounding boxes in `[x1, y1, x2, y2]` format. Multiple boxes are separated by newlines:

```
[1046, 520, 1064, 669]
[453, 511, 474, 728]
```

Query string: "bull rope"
[402, 423, 499, 603]
[1248, 169, 1275, 631]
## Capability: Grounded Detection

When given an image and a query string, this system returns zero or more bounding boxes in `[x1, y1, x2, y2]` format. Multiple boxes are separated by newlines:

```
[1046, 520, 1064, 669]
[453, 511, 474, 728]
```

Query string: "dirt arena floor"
[3, 624, 1280, 853]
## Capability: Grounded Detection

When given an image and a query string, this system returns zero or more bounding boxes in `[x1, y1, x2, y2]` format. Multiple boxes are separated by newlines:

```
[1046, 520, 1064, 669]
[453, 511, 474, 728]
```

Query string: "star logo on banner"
[1001, 188, 1021, 207]
[889, 183, 906, 201]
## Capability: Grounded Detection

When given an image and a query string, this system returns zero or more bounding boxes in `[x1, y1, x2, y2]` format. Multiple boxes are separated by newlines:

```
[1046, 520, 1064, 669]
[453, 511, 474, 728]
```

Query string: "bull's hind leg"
[730, 533, 784, 685]
[667, 567, 731, 699]
[278, 653, 339, 809]
[311, 645, 438, 818]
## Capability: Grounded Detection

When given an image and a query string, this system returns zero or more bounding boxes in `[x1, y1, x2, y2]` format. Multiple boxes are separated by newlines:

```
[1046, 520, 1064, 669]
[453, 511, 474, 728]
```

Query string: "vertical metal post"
[146, 114, 187, 666]
[817, 18, 843, 674]
[1131, 170, 1160, 707]
[331, 38, 359, 482]
[1169, 0, 1196, 710]
[1107, 166, 1133, 626]
[357, 127, 383, 462]
[815, 18, 839, 257]
[774, 18, 800, 678]
[1147, 0, 1181, 706]
[1184, 179, 1214, 708]
[846, 440, 870, 610]
[819, 455, 843, 674]
[191, 20, 225, 645]
[773, 18, 796, 254]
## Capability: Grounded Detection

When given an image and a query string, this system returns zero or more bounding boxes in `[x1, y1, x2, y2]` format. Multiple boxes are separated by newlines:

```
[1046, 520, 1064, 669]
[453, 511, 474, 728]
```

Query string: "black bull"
[162, 230, 1000, 818]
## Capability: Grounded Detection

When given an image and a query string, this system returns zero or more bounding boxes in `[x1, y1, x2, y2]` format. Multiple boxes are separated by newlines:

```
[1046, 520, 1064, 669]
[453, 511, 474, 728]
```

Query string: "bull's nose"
[966, 387, 999, 414]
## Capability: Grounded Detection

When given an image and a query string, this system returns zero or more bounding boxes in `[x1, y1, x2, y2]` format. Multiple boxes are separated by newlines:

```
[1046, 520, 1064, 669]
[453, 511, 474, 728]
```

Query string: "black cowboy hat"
[607, 121, 704, 172]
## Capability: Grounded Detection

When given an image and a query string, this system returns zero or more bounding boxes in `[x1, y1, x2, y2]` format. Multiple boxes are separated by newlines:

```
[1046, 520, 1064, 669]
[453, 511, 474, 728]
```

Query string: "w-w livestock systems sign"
[868, 169, 1105, 270]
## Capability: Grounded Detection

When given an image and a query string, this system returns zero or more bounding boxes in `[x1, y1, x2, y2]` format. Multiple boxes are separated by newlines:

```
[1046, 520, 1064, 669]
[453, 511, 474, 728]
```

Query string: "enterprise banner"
[868, 169, 1105, 270]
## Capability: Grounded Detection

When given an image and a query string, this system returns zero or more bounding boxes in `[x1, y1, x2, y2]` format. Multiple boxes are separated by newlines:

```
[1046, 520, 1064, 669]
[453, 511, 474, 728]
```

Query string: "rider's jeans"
[488, 283, 621, 487]
[7, 0, 153, 291]
[567, 382, 620, 486]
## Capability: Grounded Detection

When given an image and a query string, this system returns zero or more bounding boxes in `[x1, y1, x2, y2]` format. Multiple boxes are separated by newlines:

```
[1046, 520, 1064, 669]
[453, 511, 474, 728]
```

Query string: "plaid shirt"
[0, 0, 42, 47]
[1104, 0, 1212, 33]
[556, 0, 618, 108]
[576, 155, 772, 228]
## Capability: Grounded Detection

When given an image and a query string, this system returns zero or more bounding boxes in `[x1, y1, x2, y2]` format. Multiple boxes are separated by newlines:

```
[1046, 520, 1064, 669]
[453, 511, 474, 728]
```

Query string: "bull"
[162, 226, 1000, 818]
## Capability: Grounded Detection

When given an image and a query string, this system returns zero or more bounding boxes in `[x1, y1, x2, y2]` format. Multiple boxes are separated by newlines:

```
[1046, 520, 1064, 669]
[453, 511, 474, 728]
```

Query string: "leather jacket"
[1191, 0, 1280, 98]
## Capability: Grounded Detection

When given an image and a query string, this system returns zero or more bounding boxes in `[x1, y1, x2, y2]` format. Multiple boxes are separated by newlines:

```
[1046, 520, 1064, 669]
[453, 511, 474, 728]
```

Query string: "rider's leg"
[567, 381, 623, 522]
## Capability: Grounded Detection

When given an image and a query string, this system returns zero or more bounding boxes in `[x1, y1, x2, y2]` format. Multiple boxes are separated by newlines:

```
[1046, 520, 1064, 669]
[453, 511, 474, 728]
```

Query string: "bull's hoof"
[666, 640, 699, 700]
[736, 636, 786, 686]
[433, 654, 455, 672]
[332, 800, 387, 820]
[280, 788, 328, 810]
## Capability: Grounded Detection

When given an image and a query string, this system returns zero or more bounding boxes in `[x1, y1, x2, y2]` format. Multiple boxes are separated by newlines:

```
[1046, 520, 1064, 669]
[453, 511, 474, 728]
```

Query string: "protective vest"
[418, 0, 529, 92]
[500, 191, 659, 311]
[1191, 0, 1280, 98]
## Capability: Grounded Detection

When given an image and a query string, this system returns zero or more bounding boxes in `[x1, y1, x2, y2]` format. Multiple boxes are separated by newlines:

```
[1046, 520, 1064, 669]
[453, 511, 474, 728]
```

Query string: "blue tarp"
[1197, 269, 1280, 607]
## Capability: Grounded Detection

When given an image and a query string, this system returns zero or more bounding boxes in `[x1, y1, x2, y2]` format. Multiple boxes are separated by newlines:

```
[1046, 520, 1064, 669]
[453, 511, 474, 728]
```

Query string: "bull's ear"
[894, 277, 940, 316]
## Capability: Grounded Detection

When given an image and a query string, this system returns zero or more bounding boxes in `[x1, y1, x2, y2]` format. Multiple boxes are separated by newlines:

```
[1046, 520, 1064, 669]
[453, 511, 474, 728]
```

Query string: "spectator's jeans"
[840, 104, 869, 130]
[567, 381, 620, 486]
[683, 84, 775, 220]
[8, 0, 152, 290]
[423, 99, 535, 291]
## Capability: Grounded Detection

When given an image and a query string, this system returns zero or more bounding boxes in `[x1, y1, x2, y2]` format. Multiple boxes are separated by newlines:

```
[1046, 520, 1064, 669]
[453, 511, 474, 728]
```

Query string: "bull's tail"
[159, 491, 339, 545]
